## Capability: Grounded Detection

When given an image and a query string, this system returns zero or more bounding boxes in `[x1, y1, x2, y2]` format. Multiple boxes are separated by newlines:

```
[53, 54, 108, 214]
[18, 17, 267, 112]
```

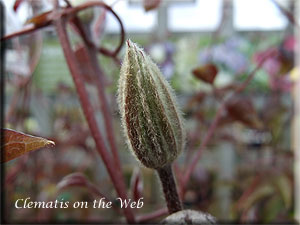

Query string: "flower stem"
[157, 164, 182, 214]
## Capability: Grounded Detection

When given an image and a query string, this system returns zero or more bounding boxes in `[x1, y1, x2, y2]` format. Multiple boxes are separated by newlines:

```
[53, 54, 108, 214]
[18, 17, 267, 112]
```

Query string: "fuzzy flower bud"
[118, 40, 185, 169]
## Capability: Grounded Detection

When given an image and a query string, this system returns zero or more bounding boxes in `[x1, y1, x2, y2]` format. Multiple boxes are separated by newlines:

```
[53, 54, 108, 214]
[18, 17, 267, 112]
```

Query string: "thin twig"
[1, 24, 46, 41]
[82, 43, 122, 171]
[93, 6, 107, 40]
[64, 1, 125, 57]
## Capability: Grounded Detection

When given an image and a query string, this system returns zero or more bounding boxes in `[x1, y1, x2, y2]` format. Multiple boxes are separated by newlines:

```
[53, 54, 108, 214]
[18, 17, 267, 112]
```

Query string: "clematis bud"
[118, 40, 185, 169]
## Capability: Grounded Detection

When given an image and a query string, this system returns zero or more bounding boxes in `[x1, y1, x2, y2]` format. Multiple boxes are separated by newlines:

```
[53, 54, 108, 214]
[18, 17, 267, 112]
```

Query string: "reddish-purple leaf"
[2, 128, 55, 163]
[226, 97, 262, 129]
[192, 63, 218, 84]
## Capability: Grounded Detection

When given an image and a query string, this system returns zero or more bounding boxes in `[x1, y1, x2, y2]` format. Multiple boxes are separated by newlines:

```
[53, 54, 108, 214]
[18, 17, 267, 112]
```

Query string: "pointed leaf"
[192, 63, 218, 84]
[226, 97, 263, 129]
[2, 128, 55, 163]
[25, 11, 53, 28]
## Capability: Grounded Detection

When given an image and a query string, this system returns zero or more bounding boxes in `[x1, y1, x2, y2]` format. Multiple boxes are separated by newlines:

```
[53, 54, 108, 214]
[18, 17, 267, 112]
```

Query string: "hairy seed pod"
[118, 40, 185, 169]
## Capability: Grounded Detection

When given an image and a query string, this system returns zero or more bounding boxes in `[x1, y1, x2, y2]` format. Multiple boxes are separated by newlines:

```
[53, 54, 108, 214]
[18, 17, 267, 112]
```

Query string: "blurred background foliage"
[3, 0, 298, 223]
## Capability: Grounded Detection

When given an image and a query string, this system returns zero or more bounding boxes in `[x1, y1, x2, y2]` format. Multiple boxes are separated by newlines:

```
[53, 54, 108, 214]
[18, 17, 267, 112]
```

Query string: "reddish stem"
[79, 38, 122, 171]
[68, 11, 122, 170]
[64, 2, 124, 170]
[54, 17, 135, 223]
[58, 5, 123, 167]
[1, 24, 46, 41]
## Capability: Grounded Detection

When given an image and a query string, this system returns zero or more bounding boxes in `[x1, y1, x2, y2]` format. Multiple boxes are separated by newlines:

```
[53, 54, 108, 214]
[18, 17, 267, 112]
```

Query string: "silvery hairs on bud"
[118, 39, 185, 169]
